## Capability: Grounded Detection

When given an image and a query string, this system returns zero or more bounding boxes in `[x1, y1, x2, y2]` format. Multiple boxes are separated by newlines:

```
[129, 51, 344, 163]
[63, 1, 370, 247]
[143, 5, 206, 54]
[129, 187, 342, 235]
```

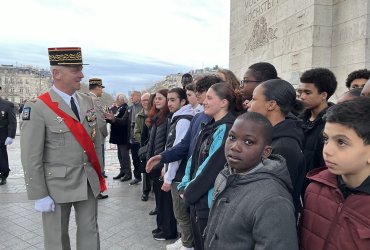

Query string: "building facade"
[230, 0, 370, 97]
[0, 64, 52, 104]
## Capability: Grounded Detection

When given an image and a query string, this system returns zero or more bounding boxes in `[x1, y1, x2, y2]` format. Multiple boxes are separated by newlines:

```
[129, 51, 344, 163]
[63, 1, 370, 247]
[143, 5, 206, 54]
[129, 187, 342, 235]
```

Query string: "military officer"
[20, 47, 106, 250]
[0, 88, 17, 185]
[88, 78, 108, 199]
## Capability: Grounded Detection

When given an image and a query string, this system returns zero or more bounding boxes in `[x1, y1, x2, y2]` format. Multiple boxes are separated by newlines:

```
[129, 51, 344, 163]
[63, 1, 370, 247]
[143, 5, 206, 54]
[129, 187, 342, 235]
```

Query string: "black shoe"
[0, 178, 6, 185]
[97, 193, 108, 199]
[153, 232, 177, 241]
[153, 232, 166, 241]
[113, 173, 124, 180]
[149, 208, 157, 216]
[129, 178, 142, 185]
[152, 228, 162, 234]
[141, 194, 148, 201]
[120, 175, 132, 182]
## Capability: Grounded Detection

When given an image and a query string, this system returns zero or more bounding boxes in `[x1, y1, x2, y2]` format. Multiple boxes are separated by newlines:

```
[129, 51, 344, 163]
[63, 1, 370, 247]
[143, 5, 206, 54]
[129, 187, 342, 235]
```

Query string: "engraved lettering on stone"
[244, 0, 279, 25]
[245, 17, 277, 52]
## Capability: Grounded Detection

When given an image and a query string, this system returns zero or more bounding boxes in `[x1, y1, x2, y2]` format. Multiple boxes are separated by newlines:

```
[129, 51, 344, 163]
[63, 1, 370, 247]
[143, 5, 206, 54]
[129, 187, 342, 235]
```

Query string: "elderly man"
[107, 93, 130, 181]
[105, 91, 143, 185]
[20, 47, 105, 250]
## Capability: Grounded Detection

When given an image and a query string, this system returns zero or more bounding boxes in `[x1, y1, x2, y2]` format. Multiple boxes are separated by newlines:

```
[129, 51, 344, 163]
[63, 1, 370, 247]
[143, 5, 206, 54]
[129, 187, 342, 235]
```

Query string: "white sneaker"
[179, 246, 194, 250]
[166, 238, 182, 250]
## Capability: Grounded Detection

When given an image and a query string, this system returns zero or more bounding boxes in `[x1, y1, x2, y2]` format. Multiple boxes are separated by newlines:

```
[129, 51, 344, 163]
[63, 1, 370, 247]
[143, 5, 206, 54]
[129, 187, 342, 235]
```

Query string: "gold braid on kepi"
[89, 78, 105, 88]
[48, 47, 88, 66]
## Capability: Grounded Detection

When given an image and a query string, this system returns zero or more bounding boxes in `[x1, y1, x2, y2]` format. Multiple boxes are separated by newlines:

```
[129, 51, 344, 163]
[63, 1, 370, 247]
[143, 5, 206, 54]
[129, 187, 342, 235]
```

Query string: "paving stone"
[0, 135, 172, 249]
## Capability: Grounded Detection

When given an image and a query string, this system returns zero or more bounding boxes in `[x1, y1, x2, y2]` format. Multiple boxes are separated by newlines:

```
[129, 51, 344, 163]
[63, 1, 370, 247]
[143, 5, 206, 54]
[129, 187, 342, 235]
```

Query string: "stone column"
[230, 0, 370, 97]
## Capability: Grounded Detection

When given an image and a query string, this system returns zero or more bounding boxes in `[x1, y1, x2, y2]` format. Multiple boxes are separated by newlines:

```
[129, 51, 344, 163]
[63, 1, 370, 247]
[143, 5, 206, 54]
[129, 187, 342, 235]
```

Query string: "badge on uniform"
[22, 107, 31, 120]
[86, 108, 97, 127]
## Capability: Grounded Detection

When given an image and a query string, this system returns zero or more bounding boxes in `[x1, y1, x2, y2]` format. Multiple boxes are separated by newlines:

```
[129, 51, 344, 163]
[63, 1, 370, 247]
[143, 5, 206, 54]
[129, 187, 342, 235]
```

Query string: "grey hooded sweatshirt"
[204, 154, 298, 250]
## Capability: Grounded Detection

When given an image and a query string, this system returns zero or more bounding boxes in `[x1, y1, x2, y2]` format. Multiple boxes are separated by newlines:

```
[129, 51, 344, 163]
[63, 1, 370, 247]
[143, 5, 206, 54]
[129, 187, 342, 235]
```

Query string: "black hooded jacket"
[271, 116, 305, 217]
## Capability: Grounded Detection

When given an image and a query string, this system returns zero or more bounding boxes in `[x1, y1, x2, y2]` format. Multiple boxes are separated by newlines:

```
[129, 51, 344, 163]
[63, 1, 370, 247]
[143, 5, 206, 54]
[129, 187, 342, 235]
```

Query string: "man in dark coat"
[0, 87, 17, 185]
[105, 91, 143, 185]
[106, 94, 130, 181]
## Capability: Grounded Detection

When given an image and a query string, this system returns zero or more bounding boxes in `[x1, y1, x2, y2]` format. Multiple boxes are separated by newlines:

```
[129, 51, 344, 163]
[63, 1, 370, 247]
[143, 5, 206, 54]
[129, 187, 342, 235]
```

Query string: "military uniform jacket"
[87, 93, 108, 139]
[0, 98, 16, 144]
[20, 89, 103, 203]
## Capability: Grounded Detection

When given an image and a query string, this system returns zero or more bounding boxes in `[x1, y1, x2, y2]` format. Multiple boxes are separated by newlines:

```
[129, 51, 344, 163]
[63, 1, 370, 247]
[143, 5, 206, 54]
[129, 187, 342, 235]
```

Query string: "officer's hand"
[146, 155, 162, 173]
[4, 137, 13, 145]
[35, 196, 55, 213]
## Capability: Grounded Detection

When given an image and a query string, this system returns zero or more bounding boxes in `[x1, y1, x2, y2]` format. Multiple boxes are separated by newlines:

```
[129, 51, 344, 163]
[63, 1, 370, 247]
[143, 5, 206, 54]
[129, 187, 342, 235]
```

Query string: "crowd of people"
[15, 47, 370, 250]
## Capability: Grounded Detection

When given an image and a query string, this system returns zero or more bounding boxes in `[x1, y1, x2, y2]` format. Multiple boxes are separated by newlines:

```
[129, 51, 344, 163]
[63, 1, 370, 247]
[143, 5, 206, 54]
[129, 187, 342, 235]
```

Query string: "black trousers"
[142, 172, 152, 195]
[150, 168, 162, 210]
[0, 145, 9, 178]
[129, 143, 141, 179]
[117, 144, 131, 177]
[190, 206, 207, 250]
[157, 187, 178, 238]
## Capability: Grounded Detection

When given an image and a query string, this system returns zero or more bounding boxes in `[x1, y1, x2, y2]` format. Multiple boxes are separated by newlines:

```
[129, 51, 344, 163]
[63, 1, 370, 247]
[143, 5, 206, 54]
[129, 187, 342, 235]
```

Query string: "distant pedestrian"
[181, 73, 193, 89]
[0, 86, 16, 185]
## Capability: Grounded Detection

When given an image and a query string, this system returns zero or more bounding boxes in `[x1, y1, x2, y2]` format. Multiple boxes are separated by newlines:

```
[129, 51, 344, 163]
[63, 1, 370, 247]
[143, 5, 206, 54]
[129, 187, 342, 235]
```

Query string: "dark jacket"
[109, 102, 142, 145]
[160, 111, 211, 164]
[0, 98, 16, 144]
[204, 155, 298, 250]
[299, 104, 334, 172]
[178, 112, 236, 218]
[300, 168, 370, 250]
[299, 103, 334, 194]
[272, 117, 305, 217]
[107, 103, 129, 145]
[146, 114, 170, 170]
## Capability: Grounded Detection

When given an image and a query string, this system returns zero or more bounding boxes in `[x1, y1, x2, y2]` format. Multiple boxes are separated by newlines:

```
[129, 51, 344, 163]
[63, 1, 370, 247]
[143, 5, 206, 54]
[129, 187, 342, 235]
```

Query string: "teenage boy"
[204, 112, 298, 250]
[300, 97, 370, 250]
[297, 68, 337, 193]
[345, 69, 370, 89]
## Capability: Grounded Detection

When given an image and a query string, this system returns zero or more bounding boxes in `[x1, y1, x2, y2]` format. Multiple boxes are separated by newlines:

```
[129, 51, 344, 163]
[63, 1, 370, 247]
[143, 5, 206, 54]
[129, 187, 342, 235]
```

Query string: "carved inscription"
[245, 16, 278, 52]
[244, 0, 279, 25]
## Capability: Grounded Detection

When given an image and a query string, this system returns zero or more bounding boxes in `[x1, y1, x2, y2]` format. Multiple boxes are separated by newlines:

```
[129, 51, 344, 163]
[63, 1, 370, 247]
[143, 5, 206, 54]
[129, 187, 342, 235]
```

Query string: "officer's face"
[54, 66, 84, 94]
[96, 86, 103, 97]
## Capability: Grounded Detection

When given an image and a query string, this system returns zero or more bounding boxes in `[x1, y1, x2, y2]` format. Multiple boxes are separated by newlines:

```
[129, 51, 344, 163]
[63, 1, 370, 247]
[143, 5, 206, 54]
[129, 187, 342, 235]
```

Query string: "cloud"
[0, 0, 229, 94]
[0, 42, 191, 94]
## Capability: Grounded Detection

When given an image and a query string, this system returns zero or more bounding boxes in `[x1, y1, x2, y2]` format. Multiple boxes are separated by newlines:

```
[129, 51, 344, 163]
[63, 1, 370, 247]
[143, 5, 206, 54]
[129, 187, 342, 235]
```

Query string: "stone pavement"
[0, 134, 174, 250]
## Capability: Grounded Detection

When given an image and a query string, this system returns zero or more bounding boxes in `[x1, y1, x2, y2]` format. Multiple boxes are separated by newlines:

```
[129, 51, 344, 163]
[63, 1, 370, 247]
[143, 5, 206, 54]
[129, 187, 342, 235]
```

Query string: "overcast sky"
[0, 0, 230, 95]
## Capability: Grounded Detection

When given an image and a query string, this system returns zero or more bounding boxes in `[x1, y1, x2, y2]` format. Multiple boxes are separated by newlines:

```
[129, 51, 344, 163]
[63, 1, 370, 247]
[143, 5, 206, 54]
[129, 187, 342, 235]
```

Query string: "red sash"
[38, 92, 107, 192]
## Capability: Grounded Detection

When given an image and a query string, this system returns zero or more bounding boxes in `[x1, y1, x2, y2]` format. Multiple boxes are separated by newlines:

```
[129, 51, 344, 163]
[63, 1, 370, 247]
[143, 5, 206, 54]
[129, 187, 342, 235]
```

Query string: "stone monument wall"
[230, 0, 370, 97]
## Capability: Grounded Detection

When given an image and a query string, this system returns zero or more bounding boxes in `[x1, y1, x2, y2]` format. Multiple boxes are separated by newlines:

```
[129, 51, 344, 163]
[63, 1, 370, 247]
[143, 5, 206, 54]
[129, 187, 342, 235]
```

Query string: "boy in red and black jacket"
[299, 97, 370, 249]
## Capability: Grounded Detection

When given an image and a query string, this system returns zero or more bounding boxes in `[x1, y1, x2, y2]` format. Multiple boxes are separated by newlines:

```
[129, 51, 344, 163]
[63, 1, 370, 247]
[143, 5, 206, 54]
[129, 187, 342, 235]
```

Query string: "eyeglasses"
[240, 79, 260, 88]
